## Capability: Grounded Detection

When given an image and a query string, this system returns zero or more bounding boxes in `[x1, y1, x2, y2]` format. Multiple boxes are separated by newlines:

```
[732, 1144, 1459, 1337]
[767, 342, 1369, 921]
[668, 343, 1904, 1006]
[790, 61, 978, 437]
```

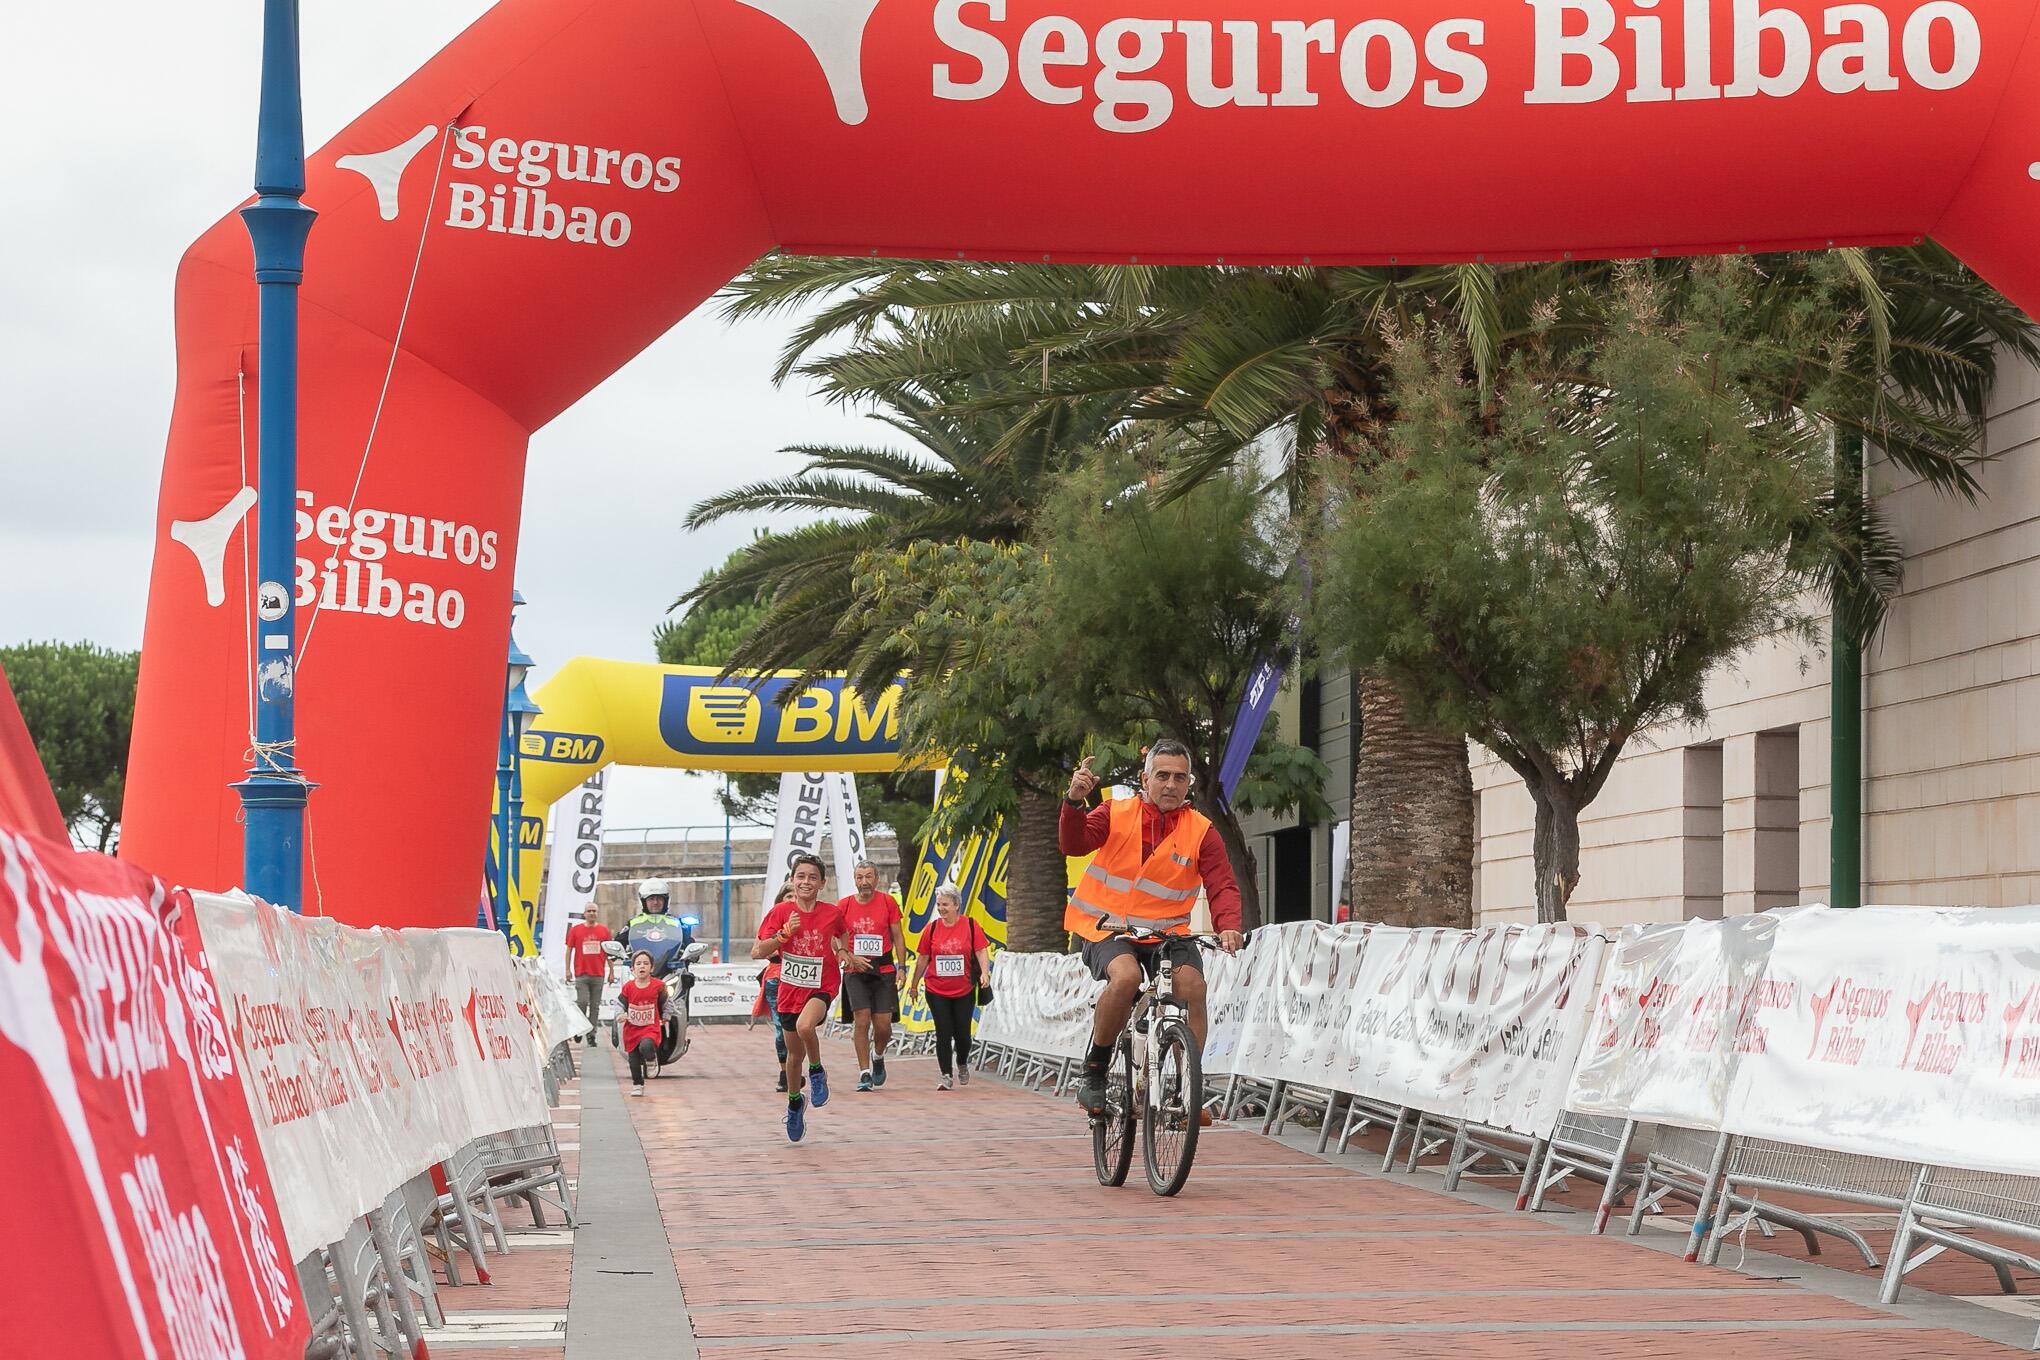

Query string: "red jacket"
[1059, 797, 1243, 934]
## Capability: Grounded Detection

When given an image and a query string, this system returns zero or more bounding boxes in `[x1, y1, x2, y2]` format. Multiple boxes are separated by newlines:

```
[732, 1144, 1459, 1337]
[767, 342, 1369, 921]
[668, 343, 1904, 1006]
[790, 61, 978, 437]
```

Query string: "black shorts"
[1082, 935, 1202, 980]
[842, 970, 900, 1016]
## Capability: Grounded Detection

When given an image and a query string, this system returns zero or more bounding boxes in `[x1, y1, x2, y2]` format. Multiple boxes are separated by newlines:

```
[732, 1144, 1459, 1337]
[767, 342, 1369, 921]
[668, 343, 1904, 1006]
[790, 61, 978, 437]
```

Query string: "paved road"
[567, 1024, 2028, 1358]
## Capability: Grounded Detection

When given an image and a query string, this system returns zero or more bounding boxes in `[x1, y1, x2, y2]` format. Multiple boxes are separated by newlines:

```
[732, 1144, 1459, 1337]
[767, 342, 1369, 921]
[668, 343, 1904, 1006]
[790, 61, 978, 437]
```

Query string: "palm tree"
[721, 245, 2036, 927]
[720, 258, 1535, 930]
[682, 369, 1132, 951]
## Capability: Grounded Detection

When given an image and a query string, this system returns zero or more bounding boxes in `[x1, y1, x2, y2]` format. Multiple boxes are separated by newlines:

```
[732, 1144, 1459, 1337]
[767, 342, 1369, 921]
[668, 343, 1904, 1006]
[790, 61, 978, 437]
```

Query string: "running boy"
[751, 854, 851, 1141]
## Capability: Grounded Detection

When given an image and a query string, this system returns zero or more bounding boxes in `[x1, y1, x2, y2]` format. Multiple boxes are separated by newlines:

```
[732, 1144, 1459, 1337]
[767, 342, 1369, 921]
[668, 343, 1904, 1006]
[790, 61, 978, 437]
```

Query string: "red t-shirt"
[756, 907, 788, 983]
[759, 898, 847, 1011]
[564, 922, 612, 978]
[920, 915, 989, 998]
[838, 891, 903, 974]
[619, 978, 667, 1050]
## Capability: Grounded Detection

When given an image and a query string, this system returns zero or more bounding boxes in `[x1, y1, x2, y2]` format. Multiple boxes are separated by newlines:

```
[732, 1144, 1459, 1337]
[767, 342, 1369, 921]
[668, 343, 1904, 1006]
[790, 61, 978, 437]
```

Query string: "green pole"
[1830, 431, 1864, 909]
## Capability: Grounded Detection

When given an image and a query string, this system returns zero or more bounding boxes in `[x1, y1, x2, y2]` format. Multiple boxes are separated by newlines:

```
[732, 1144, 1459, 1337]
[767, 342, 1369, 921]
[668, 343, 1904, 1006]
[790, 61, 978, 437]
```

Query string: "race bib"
[781, 954, 825, 989]
[934, 955, 966, 979]
[579, 939, 603, 955]
[625, 1002, 656, 1026]
[853, 934, 885, 957]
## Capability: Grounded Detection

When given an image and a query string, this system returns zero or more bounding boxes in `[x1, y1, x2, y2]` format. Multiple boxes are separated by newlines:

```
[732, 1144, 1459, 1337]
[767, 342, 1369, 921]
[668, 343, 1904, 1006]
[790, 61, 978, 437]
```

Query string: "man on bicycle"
[1060, 738, 1245, 1115]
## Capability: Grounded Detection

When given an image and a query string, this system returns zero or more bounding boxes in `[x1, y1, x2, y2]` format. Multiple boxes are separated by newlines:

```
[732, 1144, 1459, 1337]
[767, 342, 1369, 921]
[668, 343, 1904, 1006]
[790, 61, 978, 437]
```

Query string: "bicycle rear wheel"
[1143, 1017, 1202, 1196]
[1092, 1034, 1135, 1187]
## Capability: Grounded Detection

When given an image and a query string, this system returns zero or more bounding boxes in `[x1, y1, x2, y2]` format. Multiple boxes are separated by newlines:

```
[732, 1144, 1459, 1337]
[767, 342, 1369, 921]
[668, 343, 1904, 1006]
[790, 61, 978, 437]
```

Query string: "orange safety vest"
[1064, 797, 1211, 941]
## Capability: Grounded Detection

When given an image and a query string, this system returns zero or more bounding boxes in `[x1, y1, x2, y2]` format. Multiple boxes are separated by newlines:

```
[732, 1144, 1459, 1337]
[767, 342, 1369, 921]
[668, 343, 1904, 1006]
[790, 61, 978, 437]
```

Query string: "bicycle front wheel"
[1092, 1033, 1135, 1187]
[1143, 1017, 1202, 1196]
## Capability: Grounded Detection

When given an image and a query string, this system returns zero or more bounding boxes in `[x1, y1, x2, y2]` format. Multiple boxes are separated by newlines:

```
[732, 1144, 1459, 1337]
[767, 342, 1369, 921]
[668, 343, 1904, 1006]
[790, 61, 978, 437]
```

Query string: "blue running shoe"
[809, 1066, 830, 1108]
[785, 1094, 806, 1143]
[872, 1056, 888, 1087]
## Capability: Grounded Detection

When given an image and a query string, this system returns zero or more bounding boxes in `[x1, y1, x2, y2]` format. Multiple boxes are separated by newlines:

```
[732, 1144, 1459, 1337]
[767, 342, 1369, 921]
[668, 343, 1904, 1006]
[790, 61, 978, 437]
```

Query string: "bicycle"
[1090, 930, 1221, 1197]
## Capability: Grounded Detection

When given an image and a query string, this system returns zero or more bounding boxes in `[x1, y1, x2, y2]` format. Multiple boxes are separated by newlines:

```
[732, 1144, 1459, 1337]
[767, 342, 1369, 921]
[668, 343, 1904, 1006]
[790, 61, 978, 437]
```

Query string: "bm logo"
[520, 730, 605, 763]
[658, 674, 904, 755]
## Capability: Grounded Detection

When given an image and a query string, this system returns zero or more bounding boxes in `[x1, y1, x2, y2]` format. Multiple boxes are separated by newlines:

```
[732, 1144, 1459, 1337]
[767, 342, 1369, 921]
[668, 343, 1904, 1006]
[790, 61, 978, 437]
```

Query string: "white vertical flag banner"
[765, 771, 834, 892]
[827, 772, 867, 887]
[540, 768, 607, 975]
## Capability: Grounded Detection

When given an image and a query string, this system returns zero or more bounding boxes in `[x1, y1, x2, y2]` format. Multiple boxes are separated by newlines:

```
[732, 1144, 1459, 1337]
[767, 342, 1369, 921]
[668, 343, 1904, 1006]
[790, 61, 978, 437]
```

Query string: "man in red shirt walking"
[751, 854, 852, 1142]
[1060, 739, 1245, 1116]
[838, 859, 907, 1092]
[562, 903, 613, 1046]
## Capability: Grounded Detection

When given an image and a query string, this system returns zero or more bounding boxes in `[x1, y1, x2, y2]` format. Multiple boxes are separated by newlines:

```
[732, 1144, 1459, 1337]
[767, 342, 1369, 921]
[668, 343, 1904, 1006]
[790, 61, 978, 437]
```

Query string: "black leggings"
[927, 991, 975, 1075]
[627, 1037, 658, 1084]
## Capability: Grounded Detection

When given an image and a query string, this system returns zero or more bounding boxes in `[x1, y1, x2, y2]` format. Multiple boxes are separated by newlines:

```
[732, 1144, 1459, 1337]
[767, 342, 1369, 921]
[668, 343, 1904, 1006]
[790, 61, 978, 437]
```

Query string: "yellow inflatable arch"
[502, 659, 914, 952]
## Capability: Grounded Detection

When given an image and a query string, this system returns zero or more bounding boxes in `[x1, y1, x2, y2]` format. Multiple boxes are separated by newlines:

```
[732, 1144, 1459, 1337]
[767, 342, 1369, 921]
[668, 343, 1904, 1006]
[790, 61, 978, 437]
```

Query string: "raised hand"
[1066, 754, 1102, 803]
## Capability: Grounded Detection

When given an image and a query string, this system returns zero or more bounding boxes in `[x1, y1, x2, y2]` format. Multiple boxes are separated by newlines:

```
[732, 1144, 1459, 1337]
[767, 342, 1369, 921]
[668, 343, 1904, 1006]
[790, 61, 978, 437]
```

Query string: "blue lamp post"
[720, 772, 733, 963]
[232, 0, 318, 911]
[504, 648, 542, 951]
[487, 591, 541, 944]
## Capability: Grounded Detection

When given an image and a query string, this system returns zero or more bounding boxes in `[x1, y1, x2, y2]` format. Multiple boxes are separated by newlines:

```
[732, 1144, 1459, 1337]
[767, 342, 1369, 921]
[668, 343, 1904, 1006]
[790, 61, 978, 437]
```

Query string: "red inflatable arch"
[125, 0, 2040, 927]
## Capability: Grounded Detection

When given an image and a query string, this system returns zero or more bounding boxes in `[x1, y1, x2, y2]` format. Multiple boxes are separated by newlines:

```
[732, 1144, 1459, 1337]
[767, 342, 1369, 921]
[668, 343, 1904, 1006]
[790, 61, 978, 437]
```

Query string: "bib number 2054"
[781, 954, 825, 989]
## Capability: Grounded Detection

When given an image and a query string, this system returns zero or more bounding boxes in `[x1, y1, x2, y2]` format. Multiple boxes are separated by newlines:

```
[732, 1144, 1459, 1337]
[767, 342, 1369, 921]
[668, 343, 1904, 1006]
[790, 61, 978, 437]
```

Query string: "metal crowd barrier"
[1881, 1166, 2040, 1314]
[294, 1039, 583, 1359]
[981, 987, 2040, 1355]
[1527, 1112, 1653, 1232]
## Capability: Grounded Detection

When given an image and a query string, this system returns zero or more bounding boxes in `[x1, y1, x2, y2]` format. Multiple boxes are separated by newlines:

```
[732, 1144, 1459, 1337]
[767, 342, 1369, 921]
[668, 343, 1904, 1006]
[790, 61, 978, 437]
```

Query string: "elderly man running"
[837, 860, 907, 1092]
[1060, 739, 1245, 1116]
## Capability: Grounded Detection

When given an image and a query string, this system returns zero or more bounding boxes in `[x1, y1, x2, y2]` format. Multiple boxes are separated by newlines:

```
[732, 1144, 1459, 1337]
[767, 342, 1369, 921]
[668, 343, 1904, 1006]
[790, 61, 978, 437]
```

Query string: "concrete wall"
[546, 830, 900, 959]
[1473, 347, 2040, 924]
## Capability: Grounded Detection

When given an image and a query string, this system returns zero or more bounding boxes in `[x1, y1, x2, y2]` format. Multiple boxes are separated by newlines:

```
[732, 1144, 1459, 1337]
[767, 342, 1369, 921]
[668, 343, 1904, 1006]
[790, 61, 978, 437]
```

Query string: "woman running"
[908, 884, 992, 1090]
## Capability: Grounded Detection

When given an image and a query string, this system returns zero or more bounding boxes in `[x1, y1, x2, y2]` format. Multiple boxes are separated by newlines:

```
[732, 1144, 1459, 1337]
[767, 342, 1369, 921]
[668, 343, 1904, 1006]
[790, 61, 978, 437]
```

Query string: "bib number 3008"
[781, 954, 825, 989]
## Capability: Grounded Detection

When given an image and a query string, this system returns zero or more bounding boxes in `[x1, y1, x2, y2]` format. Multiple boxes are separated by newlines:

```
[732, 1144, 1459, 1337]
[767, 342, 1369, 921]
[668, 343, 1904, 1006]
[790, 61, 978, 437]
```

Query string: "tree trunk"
[1529, 782, 1583, 924]
[1348, 670, 1474, 929]
[1200, 793, 1263, 932]
[1005, 783, 1071, 953]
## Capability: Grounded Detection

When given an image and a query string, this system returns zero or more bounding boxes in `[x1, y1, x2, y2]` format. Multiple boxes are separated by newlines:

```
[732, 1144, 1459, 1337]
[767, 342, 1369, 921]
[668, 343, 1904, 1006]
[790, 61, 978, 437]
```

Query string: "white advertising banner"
[194, 894, 551, 1258]
[977, 952, 1099, 1060]
[1231, 921, 1608, 1137]
[689, 962, 767, 1018]
[1563, 914, 1783, 1131]
[827, 772, 867, 889]
[1718, 906, 2040, 1178]
[514, 956, 594, 1056]
[539, 768, 606, 976]
[765, 771, 831, 891]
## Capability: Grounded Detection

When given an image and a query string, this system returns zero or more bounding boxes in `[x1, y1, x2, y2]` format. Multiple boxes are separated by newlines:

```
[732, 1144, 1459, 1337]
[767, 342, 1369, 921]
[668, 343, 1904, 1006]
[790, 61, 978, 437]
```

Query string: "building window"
[1683, 744, 1724, 920]
[1754, 727, 1801, 911]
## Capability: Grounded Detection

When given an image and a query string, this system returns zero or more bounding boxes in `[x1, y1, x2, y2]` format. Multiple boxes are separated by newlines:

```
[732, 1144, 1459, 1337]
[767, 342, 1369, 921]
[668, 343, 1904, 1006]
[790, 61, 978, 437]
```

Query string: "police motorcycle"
[603, 878, 711, 1073]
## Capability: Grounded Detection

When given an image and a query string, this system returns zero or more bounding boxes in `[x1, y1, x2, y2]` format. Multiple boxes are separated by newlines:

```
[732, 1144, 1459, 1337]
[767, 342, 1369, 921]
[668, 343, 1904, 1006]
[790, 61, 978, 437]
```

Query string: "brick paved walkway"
[430, 1024, 2036, 1356]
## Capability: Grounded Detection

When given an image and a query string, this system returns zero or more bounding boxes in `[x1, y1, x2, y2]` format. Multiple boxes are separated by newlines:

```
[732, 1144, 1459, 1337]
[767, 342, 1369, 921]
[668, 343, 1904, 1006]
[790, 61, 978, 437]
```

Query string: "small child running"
[618, 949, 668, 1097]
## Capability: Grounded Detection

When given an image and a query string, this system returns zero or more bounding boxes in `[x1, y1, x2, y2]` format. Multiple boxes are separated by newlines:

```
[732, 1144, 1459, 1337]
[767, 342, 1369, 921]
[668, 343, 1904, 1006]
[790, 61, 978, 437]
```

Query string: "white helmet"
[637, 878, 671, 904]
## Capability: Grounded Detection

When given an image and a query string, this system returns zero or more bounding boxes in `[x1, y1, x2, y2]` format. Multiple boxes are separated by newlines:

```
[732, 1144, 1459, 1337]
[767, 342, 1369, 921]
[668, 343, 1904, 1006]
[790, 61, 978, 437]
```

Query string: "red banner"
[0, 828, 306, 1360]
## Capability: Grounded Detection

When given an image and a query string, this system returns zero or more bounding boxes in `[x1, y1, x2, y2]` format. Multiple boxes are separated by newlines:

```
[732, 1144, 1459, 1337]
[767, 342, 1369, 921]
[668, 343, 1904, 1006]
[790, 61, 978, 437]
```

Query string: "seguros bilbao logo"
[738, 0, 1986, 135]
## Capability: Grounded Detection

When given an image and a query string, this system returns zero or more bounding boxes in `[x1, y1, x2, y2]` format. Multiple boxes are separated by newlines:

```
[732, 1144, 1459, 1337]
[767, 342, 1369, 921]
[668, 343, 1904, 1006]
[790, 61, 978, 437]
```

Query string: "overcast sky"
[0, 2, 879, 835]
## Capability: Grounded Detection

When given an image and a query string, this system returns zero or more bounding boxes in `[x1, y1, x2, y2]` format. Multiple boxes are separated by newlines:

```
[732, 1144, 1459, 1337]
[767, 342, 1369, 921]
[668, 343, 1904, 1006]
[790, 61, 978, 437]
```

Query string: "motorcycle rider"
[614, 879, 695, 1063]
[619, 879, 687, 970]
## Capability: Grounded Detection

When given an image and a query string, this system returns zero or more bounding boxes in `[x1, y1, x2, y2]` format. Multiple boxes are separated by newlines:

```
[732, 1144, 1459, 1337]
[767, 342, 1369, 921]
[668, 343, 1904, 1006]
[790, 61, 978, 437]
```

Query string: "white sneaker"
[938, 1074, 954, 1090]
[631, 1084, 645, 1097]
[958, 1066, 971, 1086]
